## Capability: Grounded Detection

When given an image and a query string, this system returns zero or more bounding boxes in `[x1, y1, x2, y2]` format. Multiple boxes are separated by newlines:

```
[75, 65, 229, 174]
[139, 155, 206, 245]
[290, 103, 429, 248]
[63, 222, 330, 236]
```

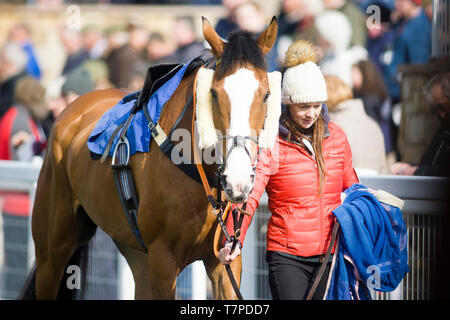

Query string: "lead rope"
[191, 66, 244, 300]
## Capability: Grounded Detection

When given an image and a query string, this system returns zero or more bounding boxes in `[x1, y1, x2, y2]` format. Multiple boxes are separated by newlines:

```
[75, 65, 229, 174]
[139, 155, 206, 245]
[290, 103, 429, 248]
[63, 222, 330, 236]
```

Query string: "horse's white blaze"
[222, 68, 259, 199]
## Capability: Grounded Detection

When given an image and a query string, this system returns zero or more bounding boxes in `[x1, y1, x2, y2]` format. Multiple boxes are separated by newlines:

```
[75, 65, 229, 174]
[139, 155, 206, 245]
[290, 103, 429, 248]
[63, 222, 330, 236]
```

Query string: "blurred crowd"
[0, 0, 443, 176]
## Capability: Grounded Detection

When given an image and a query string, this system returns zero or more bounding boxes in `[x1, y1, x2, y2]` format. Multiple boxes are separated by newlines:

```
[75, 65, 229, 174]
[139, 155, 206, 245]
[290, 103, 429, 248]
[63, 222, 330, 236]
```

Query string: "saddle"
[107, 56, 246, 300]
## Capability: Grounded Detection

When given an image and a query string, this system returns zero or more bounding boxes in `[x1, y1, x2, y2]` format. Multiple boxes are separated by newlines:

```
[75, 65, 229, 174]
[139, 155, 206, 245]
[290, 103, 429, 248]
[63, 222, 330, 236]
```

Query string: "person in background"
[234, 1, 278, 71]
[145, 32, 175, 66]
[386, 0, 431, 103]
[81, 24, 108, 60]
[364, 0, 396, 86]
[164, 16, 205, 64]
[42, 76, 66, 137]
[234, 1, 267, 34]
[352, 59, 394, 155]
[315, 10, 367, 87]
[60, 66, 94, 110]
[7, 23, 42, 80]
[0, 76, 48, 299]
[106, 23, 148, 90]
[0, 43, 28, 120]
[275, 0, 325, 71]
[59, 26, 89, 76]
[391, 73, 450, 177]
[0, 76, 47, 162]
[215, 0, 248, 39]
[323, 0, 367, 47]
[219, 40, 359, 300]
[325, 74, 388, 174]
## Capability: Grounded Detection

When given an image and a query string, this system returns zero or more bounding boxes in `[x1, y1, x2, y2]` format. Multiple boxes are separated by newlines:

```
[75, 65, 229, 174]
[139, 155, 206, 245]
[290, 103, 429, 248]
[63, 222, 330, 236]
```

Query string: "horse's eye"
[263, 92, 270, 103]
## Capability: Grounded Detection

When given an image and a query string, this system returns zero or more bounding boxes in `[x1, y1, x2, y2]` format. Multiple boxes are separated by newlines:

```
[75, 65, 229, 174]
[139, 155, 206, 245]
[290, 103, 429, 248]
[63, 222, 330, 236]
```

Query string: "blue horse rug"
[87, 61, 192, 157]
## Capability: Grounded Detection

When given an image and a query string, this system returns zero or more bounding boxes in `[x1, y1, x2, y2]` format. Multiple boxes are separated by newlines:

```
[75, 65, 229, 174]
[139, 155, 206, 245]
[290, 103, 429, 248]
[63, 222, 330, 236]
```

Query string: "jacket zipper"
[282, 138, 324, 254]
[315, 158, 324, 254]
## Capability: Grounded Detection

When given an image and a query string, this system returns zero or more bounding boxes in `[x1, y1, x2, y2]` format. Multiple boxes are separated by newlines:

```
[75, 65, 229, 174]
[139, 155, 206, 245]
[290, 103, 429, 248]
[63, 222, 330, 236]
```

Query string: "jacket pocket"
[268, 206, 288, 248]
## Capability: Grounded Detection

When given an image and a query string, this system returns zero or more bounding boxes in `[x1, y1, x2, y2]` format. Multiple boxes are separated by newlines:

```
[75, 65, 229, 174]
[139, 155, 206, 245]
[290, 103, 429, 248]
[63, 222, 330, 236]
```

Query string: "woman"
[219, 40, 359, 300]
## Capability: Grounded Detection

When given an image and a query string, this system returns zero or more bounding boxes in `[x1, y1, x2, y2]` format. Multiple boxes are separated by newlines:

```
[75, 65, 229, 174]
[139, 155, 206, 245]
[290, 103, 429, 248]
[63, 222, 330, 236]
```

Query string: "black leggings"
[266, 251, 331, 300]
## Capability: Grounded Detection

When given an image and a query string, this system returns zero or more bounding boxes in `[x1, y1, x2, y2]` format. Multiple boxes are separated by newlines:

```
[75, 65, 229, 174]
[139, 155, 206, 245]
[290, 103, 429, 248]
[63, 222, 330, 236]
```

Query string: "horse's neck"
[159, 70, 219, 179]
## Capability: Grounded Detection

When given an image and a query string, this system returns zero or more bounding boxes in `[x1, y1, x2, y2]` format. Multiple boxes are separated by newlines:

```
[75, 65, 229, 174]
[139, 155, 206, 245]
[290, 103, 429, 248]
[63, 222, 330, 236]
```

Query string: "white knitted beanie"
[281, 40, 327, 104]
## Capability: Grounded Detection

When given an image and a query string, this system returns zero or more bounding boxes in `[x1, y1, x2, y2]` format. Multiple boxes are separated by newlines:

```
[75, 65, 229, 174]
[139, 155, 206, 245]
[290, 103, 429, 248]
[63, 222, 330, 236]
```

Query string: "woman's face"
[288, 102, 323, 129]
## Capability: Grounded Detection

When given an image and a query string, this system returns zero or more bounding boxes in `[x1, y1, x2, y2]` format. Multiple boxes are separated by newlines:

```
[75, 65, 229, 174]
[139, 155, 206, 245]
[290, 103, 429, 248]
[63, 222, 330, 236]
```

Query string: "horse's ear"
[257, 16, 278, 55]
[202, 16, 225, 59]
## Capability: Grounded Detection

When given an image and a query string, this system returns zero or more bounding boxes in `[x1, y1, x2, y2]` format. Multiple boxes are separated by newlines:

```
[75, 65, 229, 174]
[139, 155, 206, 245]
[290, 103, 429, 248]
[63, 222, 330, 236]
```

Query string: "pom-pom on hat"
[282, 40, 327, 105]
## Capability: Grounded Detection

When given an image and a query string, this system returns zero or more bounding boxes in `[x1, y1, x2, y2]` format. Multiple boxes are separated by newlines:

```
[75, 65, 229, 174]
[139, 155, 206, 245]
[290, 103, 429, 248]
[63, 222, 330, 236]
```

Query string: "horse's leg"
[146, 237, 179, 299]
[32, 161, 96, 299]
[204, 254, 242, 300]
[114, 241, 153, 300]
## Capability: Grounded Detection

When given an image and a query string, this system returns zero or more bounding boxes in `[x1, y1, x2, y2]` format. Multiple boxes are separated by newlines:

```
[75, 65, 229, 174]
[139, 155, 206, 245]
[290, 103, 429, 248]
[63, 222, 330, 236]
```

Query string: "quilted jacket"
[229, 121, 359, 257]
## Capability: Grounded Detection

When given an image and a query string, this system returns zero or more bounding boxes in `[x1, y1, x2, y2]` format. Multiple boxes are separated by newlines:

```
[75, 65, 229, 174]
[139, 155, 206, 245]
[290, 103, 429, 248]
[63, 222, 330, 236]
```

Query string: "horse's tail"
[18, 264, 37, 300]
[57, 243, 90, 300]
[18, 243, 90, 300]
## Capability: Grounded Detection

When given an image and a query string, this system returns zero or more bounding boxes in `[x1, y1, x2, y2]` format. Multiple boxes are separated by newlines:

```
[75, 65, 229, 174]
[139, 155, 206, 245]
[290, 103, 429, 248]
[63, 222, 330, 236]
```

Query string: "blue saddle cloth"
[87, 62, 191, 157]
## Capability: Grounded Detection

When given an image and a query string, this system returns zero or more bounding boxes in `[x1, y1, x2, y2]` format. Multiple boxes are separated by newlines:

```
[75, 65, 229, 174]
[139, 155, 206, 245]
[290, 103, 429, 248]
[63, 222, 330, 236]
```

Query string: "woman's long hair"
[282, 108, 327, 194]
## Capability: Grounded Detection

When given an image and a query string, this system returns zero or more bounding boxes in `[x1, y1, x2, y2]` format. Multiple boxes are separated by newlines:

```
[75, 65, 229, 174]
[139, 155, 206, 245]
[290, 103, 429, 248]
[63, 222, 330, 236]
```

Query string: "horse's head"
[196, 17, 281, 203]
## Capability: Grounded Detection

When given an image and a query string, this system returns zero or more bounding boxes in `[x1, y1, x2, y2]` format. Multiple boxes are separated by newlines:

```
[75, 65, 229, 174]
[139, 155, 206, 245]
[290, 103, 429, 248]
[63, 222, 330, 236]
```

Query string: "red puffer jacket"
[227, 121, 359, 257]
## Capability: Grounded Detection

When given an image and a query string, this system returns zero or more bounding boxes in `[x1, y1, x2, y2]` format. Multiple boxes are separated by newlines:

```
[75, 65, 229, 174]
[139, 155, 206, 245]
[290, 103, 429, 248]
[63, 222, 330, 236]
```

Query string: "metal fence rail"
[1, 160, 448, 300]
[432, 0, 450, 60]
[241, 175, 449, 300]
[0, 160, 205, 300]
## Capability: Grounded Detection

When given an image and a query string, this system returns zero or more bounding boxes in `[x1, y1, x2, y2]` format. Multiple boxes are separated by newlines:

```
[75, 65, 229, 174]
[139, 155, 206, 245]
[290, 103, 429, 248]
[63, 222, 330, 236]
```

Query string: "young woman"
[219, 40, 359, 300]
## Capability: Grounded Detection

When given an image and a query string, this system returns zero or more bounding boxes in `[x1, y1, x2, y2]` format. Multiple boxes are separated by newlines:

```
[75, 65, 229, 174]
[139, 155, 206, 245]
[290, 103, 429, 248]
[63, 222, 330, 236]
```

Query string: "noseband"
[216, 134, 259, 193]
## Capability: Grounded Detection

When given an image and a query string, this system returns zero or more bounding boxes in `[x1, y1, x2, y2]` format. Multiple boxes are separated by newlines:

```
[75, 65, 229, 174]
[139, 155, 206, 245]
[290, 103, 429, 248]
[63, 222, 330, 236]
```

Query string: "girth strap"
[111, 136, 148, 252]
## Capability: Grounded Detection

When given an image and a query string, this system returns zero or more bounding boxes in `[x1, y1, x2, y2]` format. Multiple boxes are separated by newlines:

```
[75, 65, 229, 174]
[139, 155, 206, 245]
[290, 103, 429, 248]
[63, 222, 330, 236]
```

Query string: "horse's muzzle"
[221, 174, 255, 203]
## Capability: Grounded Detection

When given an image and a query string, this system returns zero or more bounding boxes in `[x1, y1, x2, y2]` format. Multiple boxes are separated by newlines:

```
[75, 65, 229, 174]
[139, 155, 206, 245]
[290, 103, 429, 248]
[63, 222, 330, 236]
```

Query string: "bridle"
[217, 134, 260, 193]
[192, 66, 267, 300]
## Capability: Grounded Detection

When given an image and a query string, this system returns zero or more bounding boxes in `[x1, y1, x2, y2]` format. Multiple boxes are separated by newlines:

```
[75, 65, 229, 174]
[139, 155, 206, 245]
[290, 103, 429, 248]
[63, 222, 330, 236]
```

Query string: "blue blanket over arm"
[326, 183, 409, 300]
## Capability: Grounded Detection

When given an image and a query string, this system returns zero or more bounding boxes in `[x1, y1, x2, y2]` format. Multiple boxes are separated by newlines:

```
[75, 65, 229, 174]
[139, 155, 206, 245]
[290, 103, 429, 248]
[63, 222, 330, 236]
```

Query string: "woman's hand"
[218, 241, 241, 265]
[11, 131, 31, 147]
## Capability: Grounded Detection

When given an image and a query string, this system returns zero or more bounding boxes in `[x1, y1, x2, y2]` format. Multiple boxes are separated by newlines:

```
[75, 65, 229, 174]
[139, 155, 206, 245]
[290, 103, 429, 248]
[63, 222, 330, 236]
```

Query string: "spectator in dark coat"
[365, 1, 397, 97]
[391, 72, 450, 177]
[59, 27, 89, 76]
[215, 0, 248, 39]
[164, 16, 205, 64]
[106, 24, 148, 90]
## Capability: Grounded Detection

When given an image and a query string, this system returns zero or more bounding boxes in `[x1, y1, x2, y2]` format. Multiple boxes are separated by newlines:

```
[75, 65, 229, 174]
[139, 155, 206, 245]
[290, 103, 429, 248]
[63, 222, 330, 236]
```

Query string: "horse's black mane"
[215, 30, 266, 79]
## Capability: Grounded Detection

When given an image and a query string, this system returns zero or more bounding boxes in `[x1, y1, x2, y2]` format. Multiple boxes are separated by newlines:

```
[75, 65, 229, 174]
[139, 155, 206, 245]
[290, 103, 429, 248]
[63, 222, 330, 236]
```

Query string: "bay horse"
[21, 17, 280, 299]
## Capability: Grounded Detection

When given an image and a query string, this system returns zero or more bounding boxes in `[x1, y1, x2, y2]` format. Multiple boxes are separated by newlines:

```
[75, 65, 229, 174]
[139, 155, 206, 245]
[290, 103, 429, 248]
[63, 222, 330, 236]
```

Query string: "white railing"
[0, 160, 207, 300]
[1, 160, 448, 300]
[242, 175, 449, 300]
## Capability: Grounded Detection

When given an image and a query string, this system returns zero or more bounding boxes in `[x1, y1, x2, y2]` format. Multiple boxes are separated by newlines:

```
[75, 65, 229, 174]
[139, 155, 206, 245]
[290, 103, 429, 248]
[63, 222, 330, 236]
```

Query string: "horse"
[20, 17, 280, 299]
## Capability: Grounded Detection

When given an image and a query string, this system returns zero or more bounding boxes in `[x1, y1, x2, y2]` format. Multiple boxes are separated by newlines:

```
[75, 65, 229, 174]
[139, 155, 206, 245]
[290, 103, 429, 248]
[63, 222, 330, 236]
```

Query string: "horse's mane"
[215, 30, 267, 79]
